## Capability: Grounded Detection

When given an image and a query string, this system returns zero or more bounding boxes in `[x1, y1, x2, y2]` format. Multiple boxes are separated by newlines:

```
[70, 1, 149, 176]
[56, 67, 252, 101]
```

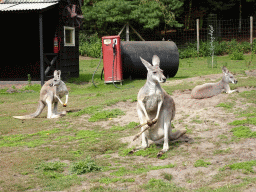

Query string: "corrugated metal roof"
[0, 3, 15, 10]
[1, 0, 59, 3]
[0, 2, 58, 11]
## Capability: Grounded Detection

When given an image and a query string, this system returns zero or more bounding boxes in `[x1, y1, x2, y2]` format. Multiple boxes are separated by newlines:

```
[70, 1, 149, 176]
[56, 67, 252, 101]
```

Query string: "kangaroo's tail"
[13, 101, 45, 119]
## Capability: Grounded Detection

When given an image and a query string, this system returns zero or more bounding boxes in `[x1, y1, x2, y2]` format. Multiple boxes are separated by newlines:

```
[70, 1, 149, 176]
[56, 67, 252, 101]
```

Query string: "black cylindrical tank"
[120, 41, 179, 79]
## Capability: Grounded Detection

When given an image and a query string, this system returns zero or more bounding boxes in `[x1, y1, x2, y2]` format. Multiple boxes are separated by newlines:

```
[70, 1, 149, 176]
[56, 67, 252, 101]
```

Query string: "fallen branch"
[133, 119, 157, 141]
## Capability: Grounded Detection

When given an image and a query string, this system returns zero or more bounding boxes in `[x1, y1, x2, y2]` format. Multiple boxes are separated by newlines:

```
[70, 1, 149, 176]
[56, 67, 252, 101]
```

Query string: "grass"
[110, 163, 175, 176]
[88, 109, 125, 122]
[220, 160, 256, 173]
[230, 126, 256, 138]
[141, 178, 186, 192]
[0, 54, 256, 191]
[194, 159, 211, 167]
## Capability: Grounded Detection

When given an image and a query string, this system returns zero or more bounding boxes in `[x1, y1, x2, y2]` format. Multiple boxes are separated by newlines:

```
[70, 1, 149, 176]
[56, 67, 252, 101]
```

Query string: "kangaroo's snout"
[161, 77, 166, 83]
[234, 80, 238, 84]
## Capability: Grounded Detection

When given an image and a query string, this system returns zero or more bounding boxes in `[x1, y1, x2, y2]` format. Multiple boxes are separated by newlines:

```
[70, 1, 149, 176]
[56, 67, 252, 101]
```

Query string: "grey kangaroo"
[130, 55, 186, 157]
[191, 66, 238, 99]
[13, 70, 69, 119]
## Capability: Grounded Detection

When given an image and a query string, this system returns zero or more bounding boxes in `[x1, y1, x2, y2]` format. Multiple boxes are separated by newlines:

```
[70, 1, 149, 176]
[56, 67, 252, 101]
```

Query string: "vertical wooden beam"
[250, 16, 253, 46]
[39, 13, 44, 86]
[197, 19, 199, 53]
[126, 23, 129, 41]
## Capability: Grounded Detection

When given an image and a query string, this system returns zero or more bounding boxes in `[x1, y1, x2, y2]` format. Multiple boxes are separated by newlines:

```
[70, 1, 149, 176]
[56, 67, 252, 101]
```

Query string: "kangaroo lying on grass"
[13, 70, 69, 119]
[191, 66, 238, 99]
[130, 55, 186, 158]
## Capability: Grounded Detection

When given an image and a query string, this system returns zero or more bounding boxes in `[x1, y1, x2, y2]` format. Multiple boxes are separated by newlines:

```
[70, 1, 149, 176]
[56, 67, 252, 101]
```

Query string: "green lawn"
[0, 54, 256, 191]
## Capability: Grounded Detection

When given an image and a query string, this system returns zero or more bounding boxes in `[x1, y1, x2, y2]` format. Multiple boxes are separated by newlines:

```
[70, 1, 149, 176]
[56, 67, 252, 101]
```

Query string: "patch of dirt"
[245, 69, 256, 76]
[79, 55, 98, 60]
[88, 75, 256, 191]
[164, 73, 223, 86]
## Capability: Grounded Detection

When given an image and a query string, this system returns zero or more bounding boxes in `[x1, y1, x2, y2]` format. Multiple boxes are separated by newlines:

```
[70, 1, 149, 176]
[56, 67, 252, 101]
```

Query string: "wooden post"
[197, 19, 199, 53]
[250, 16, 253, 47]
[126, 23, 129, 41]
[129, 24, 145, 41]
[39, 13, 44, 86]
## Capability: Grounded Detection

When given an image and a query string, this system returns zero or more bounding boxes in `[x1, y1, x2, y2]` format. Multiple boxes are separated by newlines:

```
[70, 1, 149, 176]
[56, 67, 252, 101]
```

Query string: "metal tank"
[120, 41, 179, 79]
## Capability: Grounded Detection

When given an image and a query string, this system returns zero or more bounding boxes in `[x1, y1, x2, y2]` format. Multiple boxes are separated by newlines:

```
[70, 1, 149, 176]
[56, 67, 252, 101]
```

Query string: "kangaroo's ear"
[58, 70, 61, 76]
[140, 56, 153, 70]
[54, 70, 58, 76]
[222, 66, 229, 73]
[152, 55, 160, 67]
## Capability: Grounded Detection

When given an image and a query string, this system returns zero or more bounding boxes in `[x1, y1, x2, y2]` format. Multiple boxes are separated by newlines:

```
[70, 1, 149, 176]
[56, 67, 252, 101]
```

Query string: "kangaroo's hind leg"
[129, 107, 149, 154]
[45, 96, 54, 118]
[52, 102, 66, 117]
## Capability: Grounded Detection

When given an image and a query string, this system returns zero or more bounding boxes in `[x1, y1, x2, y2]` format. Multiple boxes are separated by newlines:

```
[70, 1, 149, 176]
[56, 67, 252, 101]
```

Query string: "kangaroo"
[191, 66, 238, 99]
[130, 55, 187, 157]
[13, 70, 69, 119]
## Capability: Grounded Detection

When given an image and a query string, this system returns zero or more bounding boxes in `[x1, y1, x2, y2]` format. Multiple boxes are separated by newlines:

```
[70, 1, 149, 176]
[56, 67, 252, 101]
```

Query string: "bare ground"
[2, 72, 256, 191]
[68, 74, 256, 191]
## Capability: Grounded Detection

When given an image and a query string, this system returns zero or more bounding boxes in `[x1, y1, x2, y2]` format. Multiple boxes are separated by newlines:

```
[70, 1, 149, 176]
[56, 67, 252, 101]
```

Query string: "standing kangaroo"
[13, 70, 69, 119]
[130, 55, 186, 157]
[191, 66, 238, 99]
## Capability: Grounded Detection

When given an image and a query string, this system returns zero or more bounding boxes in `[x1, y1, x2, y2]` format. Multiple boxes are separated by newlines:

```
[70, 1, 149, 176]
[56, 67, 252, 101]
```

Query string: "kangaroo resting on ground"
[13, 70, 69, 119]
[191, 66, 238, 99]
[130, 55, 187, 158]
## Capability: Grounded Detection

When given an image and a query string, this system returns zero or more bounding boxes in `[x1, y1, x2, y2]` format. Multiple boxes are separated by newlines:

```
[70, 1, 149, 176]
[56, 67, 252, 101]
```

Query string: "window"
[64, 26, 75, 46]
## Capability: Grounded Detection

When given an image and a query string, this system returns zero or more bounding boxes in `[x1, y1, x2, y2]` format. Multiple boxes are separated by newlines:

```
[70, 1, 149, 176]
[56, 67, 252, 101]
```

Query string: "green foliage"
[22, 84, 41, 92]
[194, 159, 211, 167]
[220, 160, 256, 173]
[79, 33, 101, 58]
[229, 117, 256, 126]
[179, 40, 253, 59]
[82, 0, 183, 37]
[229, 50, 245, 60]
[35, 161, 67, 173]
[27, 74, 31, 85]
[70, 156, 102, 175]
[230, 126, 256, 138]
[162, 173, 173, 181]
[88, 109, 125, 122]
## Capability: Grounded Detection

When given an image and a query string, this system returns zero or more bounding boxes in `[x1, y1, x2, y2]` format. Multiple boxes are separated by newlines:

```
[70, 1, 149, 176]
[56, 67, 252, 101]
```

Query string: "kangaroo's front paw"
[236, 89, 239, 93]
[147, 118, 157, 126]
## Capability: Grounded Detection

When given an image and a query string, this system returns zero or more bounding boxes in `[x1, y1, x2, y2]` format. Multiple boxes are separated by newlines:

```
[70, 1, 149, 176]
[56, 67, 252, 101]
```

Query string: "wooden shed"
[0, 0, 83, 85]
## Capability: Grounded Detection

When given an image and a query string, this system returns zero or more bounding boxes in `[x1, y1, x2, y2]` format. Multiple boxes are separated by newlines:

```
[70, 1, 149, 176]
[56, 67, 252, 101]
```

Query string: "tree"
[82, 0, 184, 36]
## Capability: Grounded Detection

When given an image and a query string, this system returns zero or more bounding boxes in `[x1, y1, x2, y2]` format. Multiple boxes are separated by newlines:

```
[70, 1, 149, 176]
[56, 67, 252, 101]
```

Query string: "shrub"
[79, 32, 101, 58]
[178, 39, 253, 59]
[70, 156, 102, 175]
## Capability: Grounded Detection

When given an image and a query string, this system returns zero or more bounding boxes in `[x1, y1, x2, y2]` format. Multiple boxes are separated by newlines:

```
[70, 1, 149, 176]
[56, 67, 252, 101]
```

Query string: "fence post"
[197, 19, 199, 53]
[126, 23, 129, 41]
[250, 16, 253, 50]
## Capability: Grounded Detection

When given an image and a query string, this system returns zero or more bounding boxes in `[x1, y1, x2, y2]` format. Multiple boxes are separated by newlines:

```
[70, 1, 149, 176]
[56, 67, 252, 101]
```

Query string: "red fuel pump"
[102, 35, 123, 84]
